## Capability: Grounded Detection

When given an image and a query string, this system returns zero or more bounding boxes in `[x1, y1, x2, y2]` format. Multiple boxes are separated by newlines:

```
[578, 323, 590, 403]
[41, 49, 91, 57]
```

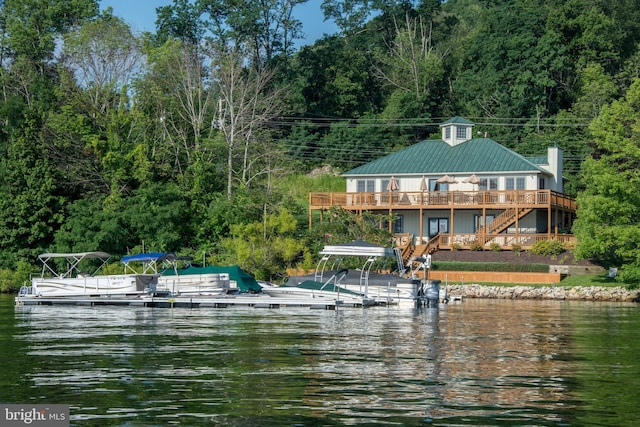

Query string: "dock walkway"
[14, 293, 373, 310]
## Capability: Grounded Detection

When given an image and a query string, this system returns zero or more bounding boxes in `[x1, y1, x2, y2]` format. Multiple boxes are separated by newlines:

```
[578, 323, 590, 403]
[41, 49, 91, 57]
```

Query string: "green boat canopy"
[163, 265, 262, 292]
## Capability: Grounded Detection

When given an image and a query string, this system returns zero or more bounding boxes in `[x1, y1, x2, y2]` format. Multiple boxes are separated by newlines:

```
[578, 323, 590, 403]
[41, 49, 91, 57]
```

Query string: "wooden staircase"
[476, 207, 532, 244]
[396, 233, 440, 266]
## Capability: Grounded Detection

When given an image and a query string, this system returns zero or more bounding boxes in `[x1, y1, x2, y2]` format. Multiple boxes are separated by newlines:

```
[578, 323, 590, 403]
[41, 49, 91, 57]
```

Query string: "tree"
[199, 0, 305, 65]
[373, 14, 445, 120]
[211, 43, 285, 196]
[138, 38, 214, 179]
[222, 207, 305, 281]
[291, 35, 380, 118]
[0, 0, 98, 269]
[304, 207, 394, 258]
[52, 197, 129, 254]
[1, 0, 98, 65]
[573, 78, 640, 287]
[61, 12, 143, 116]
[155, 0, 206, 46]
[54, 13, 146, 197]
[0, 116, 66, 268]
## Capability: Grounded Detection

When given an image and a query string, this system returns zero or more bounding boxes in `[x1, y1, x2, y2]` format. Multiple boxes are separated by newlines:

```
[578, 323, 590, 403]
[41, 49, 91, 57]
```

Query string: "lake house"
[309, 117, 576, 263]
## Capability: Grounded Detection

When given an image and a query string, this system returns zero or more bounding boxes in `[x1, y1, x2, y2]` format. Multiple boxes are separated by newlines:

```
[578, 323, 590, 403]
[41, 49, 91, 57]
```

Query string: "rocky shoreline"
[445, 284, 640, 302]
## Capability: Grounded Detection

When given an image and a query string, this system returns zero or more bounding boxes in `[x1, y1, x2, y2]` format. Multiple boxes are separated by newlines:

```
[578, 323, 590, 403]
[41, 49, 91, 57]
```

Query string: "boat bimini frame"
[314, 241, 405, 297]
[38, 252, 112, 279]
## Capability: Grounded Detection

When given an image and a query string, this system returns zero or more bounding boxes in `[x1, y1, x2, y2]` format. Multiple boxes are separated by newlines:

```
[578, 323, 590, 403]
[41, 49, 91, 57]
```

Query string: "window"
[357, 179, 375, 192]
[393, 215, 404, 233]
[381, 178, 399, 192]
[445, 127, 451, 139]
[382, 215, 404, 233]
[456, 126, 467, 139]
[479, 178, 497, 190]
[507, 177, 526, 190]
[429, 179, 438, 191]
[506, 178, 514, 190]
[428, 218, 449, 238]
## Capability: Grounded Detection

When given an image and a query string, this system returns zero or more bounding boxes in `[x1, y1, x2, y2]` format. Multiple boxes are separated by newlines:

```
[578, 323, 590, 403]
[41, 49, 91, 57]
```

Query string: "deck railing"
[310, 189, 576, 210]
[438, 233, 576, 250]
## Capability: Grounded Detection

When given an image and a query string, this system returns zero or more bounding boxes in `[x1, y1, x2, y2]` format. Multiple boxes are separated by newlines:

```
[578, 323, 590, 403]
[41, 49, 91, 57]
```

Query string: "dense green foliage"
[531, 240, 566, 256]
[1, 0, 640, 290]
[573, 79, 640, 287]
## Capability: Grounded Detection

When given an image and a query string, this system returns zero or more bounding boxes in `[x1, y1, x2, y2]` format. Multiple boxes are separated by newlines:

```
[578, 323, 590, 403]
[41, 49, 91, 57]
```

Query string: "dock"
[14, 293, 374, 310]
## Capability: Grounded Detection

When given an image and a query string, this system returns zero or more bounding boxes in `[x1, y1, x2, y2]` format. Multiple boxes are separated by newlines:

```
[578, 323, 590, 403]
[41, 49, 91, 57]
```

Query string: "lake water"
[1, 293, 640, 426]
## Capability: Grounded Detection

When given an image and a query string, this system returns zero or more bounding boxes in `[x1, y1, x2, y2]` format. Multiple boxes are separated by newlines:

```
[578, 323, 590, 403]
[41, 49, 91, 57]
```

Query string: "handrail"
[310, 189, 576, 210]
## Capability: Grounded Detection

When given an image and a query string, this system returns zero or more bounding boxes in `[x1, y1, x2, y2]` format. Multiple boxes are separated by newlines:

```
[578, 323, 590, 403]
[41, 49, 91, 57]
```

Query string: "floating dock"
[14, 293, 377, 310]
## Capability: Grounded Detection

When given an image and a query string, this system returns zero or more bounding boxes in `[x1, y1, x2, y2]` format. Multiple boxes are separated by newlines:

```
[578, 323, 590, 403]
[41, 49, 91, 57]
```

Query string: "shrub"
[469, 241, 483, 251]
[489, 242, 502, 252]
[531, 240, 564, 256]
[451, 243, 462, 251]
[511, 243, 522, 254]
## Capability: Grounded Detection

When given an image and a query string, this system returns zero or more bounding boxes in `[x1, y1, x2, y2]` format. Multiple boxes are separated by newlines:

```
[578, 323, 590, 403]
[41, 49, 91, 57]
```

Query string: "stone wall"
[445, 284, 639, 302]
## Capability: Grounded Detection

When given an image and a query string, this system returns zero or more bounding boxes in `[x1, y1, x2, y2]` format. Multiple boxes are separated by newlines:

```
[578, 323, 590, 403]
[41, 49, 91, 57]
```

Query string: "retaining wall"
[445, 284, 639, 302]
[429, 271, 561, 284]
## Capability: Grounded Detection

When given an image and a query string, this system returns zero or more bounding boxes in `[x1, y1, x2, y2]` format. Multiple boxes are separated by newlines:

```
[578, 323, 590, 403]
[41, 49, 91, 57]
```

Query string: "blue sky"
[99, 0, 337, 47]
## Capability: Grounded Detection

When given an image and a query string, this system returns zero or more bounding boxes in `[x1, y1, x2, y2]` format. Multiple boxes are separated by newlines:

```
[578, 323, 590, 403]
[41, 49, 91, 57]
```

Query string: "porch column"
[548, 204, 552, 241]
[419, 206, 424, 245]
[450, 205, 454, 249]
[515, 193, 519, 247]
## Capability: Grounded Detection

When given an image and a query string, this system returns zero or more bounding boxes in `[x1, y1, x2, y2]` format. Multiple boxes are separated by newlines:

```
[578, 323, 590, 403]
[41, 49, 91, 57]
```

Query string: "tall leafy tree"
[0, 116, 66, 267]
[55, 12, 146, 198]
[155, 0, 206, 45]
[0, 0, 98, 267]
[573, 78, 640, 286]
[373, 14, 445, 120]
[222, 207, 305, 281]
[158, 0, 306, 65]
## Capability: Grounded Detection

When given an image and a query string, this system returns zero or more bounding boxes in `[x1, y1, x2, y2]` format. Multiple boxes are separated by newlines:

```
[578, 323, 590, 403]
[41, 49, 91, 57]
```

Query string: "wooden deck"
[309, 189, 577, 257]
[309, 189, 576, 211]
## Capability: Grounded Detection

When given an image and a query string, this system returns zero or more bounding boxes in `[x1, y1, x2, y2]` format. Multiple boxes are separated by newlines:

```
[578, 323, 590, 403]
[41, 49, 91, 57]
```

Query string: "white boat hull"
[158, 273, 230, 295]
[261, 286, 365, 304]
[31, 274, 157, 297]
[334, 282, 416, 305]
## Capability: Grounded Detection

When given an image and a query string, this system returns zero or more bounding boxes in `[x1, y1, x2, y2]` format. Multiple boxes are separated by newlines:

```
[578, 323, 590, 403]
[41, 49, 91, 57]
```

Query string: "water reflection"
[2, 296, 639, 426]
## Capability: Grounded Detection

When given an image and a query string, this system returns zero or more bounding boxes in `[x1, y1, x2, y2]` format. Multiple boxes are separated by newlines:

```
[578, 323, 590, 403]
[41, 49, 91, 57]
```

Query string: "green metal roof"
[441, 116, 474, 126]
[344, 138, 547, 176]
[525, 154, 548, 165]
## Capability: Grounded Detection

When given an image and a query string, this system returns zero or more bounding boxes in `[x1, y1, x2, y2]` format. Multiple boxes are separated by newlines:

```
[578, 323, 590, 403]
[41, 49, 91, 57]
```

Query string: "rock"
[444, 284, 639, 302]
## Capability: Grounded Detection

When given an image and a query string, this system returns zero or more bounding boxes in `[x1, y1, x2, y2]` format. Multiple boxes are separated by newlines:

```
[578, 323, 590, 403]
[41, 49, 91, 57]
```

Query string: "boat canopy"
[37, 252, 112, 279]
[315, 240, 405, 289]
[163, 265, 262, 292]
[320, 240, 397, 257]
[121, 252, 177, 264]
[121, 252, 180, 274]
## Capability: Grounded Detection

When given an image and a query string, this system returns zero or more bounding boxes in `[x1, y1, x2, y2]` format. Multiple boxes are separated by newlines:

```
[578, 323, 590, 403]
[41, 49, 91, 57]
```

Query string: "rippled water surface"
[2, 294, 640, 426]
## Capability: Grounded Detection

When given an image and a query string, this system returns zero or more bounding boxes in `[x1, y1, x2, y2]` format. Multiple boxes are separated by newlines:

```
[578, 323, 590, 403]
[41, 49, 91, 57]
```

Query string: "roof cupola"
[440, 116, 474, 146]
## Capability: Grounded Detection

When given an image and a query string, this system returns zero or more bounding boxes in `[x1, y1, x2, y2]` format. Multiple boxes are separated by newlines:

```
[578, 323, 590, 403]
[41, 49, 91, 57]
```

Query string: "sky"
[99, 0, 338, 47]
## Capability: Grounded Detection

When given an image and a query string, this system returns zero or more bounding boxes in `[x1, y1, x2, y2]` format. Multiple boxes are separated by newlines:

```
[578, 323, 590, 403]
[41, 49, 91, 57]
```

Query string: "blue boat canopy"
[121, 252, 177, 263]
